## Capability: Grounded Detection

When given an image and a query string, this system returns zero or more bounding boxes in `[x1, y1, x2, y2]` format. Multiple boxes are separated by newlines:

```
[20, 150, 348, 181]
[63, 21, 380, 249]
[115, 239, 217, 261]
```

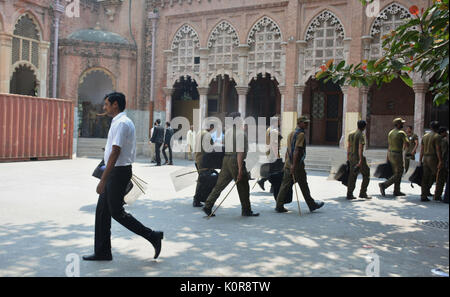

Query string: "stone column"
[163, 87, 173, 121]
[197, 87, 209, 124]
[279, 85, 286, 114]
[199, 47, 209, 86]
[235, 86, 248, 118]
[237, 44, 250, 87]
[361, 36, 373, 62]
[39, 41, 51, 98]
[343, 38, 352, 63]
[163, 50, 173, 88]
[412, 82, 429, 141]
[52, 0, 65, 98]
[360, 86, 370, 121]
[294, 84, 305, 116]
[0, 33, 12, 93]
[340, 85, 349, 148]
[296, 40, 307, 86]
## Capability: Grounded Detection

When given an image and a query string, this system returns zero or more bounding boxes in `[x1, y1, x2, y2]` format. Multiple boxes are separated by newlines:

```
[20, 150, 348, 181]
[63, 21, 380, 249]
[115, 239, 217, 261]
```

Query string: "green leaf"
[400, 74, 413, 87]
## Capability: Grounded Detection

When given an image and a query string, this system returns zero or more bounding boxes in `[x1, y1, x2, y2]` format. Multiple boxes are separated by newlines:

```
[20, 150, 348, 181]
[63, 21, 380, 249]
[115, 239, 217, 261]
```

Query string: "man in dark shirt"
[150, 119, 164, 166]
[162, 121, 174, 165]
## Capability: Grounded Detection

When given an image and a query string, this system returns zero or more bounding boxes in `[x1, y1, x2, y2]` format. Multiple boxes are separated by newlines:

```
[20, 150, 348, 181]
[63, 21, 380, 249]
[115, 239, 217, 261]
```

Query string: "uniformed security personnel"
[434, 127, 448, 201]
[419, 121, 443, 202]
[202, 112, 259, 217]
[379, 118, 409, 197]
[404, 125, 419, 173]
[346, 120, 371, 200]
[192, 126, 214, 207]
[275, 116, 324, 213]
[257, 115, 281, 191]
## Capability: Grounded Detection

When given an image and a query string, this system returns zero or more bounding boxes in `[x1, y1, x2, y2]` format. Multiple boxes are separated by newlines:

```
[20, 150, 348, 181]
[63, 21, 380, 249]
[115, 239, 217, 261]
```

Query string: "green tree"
[317, 0, 449, 105]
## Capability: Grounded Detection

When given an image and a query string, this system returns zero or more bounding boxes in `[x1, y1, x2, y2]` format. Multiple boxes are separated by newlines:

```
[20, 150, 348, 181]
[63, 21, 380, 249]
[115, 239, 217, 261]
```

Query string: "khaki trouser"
[382, 151, 404, 193]
[204, 155, 251, 212]
[347, 155, 370, 196]
[421, 155, 438, 198]
[275, 164, 315, 210]
[435, 166, 448, 200]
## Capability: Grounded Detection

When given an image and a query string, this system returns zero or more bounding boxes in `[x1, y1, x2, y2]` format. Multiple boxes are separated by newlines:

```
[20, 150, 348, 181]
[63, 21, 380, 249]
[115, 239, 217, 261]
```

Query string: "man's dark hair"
[228, 112, 241, 119]
[166, 121, 171, 127]
[430, 121, 440, 131]
[156, 119, 161, 125]
[438, 126, 448, 134]
[357, 120, 367, 130]
[104, 92, 126, 112]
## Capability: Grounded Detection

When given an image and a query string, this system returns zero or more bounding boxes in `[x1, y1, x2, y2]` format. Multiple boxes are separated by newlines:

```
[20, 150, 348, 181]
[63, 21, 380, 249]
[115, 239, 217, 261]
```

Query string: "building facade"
[0, 0, 448, 155]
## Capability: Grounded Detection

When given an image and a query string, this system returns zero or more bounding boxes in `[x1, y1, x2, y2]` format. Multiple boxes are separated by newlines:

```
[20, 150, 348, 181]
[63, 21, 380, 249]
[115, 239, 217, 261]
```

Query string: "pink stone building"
[0, 0, 447, 156]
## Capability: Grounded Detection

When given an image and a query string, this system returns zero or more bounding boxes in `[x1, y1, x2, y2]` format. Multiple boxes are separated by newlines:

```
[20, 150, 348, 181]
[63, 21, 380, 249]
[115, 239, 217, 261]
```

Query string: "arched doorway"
[207, 75, 237, 121]
[77, 69, 114, 138]
[247, 73, 281, 126]
[304, 77, 343, 145]
[10, 64, 38, 96]
[171, 76, 199, 125]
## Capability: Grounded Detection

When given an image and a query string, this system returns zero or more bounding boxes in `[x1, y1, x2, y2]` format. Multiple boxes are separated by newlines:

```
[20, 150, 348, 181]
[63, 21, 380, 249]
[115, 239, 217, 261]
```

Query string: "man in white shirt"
[83, 92, 163, 261]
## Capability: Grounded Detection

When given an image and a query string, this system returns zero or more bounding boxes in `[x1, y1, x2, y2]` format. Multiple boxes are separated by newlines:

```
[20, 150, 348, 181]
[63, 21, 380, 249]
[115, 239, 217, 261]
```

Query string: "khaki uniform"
[347, 129, 370, 197]
[194, 130, 213, 169]
[276, 129, 316, 209]
[435, 136, 448, 199]
[204, 127, 252, 213]
[404, 133, 418, 173]
[382, 128, 409, 193]
[421, 131, 441, 198]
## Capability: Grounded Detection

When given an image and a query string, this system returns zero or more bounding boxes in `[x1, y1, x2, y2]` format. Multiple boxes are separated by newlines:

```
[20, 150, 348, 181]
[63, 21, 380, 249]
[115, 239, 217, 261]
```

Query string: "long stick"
[131, 177, 146, 194]
[132, 174, 148, 184]
[175, 168, 210, 178]
[208, 182, 237, 219]
[292, 174, 302, 216]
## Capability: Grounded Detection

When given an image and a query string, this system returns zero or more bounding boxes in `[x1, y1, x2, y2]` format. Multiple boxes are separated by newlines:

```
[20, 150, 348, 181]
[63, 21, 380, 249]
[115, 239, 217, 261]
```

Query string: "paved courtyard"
[0, 157, 448, 277]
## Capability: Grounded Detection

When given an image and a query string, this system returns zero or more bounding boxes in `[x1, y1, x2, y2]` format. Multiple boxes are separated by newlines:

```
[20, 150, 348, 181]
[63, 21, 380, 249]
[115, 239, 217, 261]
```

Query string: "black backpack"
[409, 165, 423, 188]
[374, 162, 393, 179]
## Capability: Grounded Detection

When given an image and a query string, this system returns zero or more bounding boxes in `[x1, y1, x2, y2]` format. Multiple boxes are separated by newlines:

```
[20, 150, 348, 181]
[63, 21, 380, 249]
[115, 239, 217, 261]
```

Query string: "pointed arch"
[206, 20, 240, 84]
[13, 12, 43, 41]
[78, 67, 117, 90]
[369, 2, 412, 60]
[246, 16, 285, 85]
[303, 10, 346, 74]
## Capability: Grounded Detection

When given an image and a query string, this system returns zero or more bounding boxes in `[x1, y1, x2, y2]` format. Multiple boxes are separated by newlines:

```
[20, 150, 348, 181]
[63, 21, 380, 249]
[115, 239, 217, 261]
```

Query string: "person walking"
[346, 120, 371, 200]
[404, 125, 419, 173]
[275, 116, 324, 213]
[150, 119, 164, 166]
[379, 118, 409, 197]
[186, 125, 195, 161]
[162, 121, 174, 165]
[83, 92, 163, 261]
[202, 112, 259, 217]
[149, 121, 158, 163]
[435, 127, 448, 201]
[419, 121, 443, 202]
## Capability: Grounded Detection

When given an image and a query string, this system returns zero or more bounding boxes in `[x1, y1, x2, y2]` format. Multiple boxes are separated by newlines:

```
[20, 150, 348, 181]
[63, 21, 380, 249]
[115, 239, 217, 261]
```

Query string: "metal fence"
[0, 93, 74, 162]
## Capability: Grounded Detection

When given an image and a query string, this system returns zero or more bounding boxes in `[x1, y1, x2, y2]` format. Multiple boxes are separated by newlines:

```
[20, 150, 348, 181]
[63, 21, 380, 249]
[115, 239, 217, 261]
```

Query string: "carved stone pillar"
[412, 82, 429, 142]
[163, 87, 173, 121]
[339, 85, 350, 148]
[235, 86, 248, 118]
[199, 47, 209, 86]
[294, 84, 306, 116]
[39, 41, 51, 97]
[0, 33, 12, 93]
[296, 40, 307, 86]
[197, 87, 209, 124]
[237, 44, 250, 87]
[360, 86, 370, 121]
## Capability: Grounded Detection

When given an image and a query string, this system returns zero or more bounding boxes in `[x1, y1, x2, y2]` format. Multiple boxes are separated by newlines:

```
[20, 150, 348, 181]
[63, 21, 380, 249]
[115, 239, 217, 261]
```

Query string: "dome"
[67, 28, 129, 44]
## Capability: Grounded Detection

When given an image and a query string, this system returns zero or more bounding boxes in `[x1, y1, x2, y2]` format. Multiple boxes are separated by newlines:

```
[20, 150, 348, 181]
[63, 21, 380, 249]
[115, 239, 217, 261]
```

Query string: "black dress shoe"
[242, 210, 260, 217]
[163, 161, 169, 165]
[193, 200, 203, 207]
[359, 193, 372, 199]
[421, 196, 431, 202]
[155, 163, 161, 166]
[82, 253, 112, 261]
[346, 195, 357, 200]
[202, 207, 215, 217]
[309, 201, 325, 212]
[257, 180, 266, 191]
[147, 231, 164, 259]
[393, 192, 406, 196]
[275, 207, 289, 213]
[379, 183, 386, 197]
[168, 162, 173, 165]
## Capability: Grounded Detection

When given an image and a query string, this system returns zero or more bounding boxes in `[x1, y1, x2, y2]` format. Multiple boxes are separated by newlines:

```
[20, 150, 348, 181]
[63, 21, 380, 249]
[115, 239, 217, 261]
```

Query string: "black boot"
[242, 210, 260, 217]
[82, 253, 112, 261]
[146, 231, 164, 259]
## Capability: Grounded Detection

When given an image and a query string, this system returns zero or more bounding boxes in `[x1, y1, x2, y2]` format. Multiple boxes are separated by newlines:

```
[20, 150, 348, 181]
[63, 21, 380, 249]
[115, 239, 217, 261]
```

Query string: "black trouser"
[162, 144, 172, 163]
[155, 142, 162, 165]
[94, 165, 152, 256]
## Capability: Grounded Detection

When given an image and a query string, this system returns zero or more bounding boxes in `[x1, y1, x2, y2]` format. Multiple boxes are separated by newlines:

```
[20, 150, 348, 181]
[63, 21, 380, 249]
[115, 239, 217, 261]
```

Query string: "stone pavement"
[0, 158, 448, 277]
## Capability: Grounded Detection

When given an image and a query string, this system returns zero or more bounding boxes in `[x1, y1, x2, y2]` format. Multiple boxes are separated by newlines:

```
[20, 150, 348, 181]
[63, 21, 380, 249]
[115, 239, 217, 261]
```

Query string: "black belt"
[389, 150, 402, 153]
